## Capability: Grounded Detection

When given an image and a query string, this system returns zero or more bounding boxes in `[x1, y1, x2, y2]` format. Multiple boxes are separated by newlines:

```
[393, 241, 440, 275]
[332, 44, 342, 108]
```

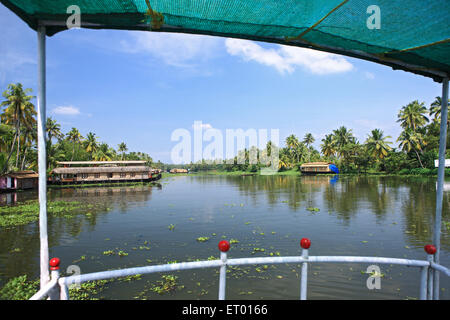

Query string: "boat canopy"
[1, 0, 449, 81]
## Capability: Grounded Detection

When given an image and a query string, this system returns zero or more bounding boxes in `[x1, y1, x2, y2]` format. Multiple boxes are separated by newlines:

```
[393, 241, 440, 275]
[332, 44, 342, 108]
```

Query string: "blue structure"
[329, 164, 339, 174]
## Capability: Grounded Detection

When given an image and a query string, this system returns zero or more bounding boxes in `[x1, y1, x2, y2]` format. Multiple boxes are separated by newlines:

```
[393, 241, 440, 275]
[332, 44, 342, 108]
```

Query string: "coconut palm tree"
[20, 124, 37, 170]
[429, 96, 450, 123]
[321, 134, 335, 158]
[332, 126, 355, 158]
[0, 83, 36, 171]
[118, 142, 128, 160]
[397, 100, 429, 131]
[93, 143, 113, 161]
[46, 117, 63, 146]
[67, 127, 83, 161]
[84, 132, 98, 160]
[365, 129, 392, 161]
[285, 134, 301, 164]
[303, 133, 315, 147]
[397, 128, 427, 168]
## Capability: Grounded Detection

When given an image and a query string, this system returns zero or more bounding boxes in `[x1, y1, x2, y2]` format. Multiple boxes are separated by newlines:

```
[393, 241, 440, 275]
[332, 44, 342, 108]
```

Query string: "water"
[0, 175, 449, 300]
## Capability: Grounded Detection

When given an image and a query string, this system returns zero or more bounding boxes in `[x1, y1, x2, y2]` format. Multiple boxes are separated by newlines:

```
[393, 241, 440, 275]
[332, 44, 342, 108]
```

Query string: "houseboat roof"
[300, 162, 331, 167]
[2, 171, 39, 179]
[56, 161, 147, 166]
[52, 166, 151, 174]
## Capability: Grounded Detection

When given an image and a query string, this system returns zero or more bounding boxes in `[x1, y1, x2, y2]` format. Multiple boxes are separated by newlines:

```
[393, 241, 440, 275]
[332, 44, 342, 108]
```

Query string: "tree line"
[1, 82, 448, 175]
[182, 100, 450, 174]
[0, 83, 153, 173]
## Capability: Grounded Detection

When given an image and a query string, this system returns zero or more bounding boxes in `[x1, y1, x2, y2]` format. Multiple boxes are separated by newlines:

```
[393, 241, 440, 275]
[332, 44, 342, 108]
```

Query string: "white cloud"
[120, 32, 221, 68]
[225, 38, 353, 75]
[52, 106, 81, 116]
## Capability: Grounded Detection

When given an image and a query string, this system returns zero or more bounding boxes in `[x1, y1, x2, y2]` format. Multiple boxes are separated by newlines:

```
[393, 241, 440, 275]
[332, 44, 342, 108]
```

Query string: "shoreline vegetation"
[162, 168, 450, 178]
[1, 82, 449, 179]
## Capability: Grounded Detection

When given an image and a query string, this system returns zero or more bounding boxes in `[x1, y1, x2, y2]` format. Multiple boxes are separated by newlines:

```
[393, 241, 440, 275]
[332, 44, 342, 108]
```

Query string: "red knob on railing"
[218, 240, 230, 252]
[424, 245, 437, 255]
[300, 238, 311, 249]
[49, 257, 60, 270]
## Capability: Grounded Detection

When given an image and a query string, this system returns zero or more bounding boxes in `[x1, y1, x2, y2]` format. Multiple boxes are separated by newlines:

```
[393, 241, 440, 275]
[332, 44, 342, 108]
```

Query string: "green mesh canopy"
[1, 0, 449, 81]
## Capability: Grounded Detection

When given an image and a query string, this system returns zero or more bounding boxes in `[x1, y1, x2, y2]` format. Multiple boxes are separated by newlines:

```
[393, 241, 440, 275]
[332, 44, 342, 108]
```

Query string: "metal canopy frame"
[33, 20, 449, 299]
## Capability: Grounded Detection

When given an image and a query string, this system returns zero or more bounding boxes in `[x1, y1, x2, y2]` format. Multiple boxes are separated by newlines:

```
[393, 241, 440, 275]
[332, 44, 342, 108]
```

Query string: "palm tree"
[84, 132, 98, 160]
[285, 134, 300, 164]
[303, 133, 315, 147]
[365, 129, 392, 161]
[118, 142, 128, 160]
[321, 134, 335, 158]
[429, 96, 450, 123]
[46, 117, 63, 146]
[303, 133, 315, 162]
[332, 126, 355, 158]
[67, 128, 83, 161]
[20, 124, 37, 170]
[93, 143, 113, 161]
[397, 100, 429, 131]
[397, 128, 427, 168]
[0, 83, 36, 171]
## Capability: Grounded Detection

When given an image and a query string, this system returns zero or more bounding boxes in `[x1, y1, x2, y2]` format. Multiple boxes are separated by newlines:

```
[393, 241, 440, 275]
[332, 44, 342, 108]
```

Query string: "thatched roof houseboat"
[50, 161, 161, 184]
[300, 162, 339, 174]
[170, 168, 188, 174]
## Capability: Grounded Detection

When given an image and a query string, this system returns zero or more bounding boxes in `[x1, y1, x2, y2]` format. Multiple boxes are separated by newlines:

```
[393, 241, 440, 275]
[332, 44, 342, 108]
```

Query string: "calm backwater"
[0, 175, 449, 299]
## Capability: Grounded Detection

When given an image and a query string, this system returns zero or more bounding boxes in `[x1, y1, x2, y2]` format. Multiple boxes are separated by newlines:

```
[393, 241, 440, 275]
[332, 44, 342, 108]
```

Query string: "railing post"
[424, 245, 436, 300]
[300, 238, 311, 300]
[218, 240, 230, 300]
[48, 258, 60, 300]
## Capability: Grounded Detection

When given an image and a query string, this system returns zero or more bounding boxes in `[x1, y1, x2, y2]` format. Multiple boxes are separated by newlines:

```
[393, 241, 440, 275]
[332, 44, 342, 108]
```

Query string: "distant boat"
[300, 162, 339, 174]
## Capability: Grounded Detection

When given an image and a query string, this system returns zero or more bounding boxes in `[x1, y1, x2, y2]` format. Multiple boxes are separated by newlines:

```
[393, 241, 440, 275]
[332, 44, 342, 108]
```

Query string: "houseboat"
[170, 168, 188, 174]
[300, 162, 339, 174]
[0, 171, 39, 191]
[49, 161, 161, 184]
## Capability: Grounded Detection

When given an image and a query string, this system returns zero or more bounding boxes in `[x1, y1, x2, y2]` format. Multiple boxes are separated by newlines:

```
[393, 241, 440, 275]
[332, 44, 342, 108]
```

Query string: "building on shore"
[300, 162, 339, 174]
[50, 161, 161, 184]
[0, 171, 39, 191]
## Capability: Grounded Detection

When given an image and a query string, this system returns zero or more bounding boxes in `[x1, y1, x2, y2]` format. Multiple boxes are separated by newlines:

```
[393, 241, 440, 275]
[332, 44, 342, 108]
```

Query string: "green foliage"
[0, 275, 39, 300]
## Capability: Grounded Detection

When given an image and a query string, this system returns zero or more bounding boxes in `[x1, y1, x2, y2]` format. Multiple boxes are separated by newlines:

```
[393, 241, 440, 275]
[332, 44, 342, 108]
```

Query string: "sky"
[0, 4, 445, 164]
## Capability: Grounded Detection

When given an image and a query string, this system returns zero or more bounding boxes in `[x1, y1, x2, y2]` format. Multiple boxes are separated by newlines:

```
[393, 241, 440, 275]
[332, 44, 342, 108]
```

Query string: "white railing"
[29, 238, 449, 300]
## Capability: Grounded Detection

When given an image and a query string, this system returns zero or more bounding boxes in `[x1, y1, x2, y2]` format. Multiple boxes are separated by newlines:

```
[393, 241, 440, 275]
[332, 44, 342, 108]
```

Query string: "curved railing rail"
[29, 239, 449, 301]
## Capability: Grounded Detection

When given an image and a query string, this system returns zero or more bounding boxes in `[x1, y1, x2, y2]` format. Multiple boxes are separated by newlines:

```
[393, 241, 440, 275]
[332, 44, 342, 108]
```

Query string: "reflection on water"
[0, 176, 448, 299]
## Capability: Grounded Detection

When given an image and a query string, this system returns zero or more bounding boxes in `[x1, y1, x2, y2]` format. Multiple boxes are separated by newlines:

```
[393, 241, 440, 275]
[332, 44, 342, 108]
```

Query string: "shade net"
[1, 0, 449, 80]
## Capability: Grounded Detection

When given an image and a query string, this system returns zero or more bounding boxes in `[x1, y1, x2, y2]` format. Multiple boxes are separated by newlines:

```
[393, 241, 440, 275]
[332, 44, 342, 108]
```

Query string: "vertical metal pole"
[433, 77, 449, 300]
[427, 255, 434, 300]
[48, 269, 60, 300]
[419, 266, 428, 300]
[300, 248, 308, 300]
[218, 251, 227, 300]
[37, 25, 49, 289]
[59, 281, 70, 300]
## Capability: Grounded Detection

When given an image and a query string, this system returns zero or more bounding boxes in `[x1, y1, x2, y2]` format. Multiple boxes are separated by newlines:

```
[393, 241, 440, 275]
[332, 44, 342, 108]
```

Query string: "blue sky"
[0, 4, 444, 163]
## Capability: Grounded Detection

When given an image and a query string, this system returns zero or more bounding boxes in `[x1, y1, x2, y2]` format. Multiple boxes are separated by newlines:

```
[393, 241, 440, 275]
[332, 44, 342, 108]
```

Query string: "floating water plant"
[306, 207, 320, 212]
[230, 239, 239, 244]
[151, 275, 183, 295]
[103, 250, 115, 256]
[196, 237, 210, 242]
[168, 224, 176, 231]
